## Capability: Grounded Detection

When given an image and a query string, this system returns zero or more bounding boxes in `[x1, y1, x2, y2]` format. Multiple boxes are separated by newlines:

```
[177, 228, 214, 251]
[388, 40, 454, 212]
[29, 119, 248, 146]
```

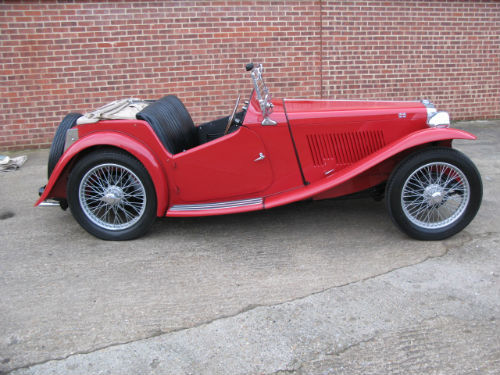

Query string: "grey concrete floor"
[0, 121, 499, 374]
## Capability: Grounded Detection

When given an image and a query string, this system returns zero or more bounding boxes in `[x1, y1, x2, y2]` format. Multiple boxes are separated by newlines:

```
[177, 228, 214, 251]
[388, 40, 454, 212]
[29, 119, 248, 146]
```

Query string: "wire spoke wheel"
[401, 162, 470, 229]
[68, 150, 156, 240]
[386, 148, 482, 240]
[79, 163, 146, 230]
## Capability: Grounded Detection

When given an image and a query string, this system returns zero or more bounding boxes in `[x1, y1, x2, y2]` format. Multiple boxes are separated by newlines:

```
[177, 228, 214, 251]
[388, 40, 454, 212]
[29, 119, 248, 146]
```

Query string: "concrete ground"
[0, 121, 499, 375]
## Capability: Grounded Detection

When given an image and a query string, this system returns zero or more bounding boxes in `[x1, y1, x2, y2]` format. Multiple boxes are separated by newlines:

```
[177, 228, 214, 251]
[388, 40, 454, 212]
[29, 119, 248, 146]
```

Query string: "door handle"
[254, 152, 266, 162]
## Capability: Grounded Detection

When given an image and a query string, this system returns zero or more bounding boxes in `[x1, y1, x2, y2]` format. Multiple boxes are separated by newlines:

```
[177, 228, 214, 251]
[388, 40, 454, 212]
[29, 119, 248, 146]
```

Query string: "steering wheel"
[224, 95, 241, 135]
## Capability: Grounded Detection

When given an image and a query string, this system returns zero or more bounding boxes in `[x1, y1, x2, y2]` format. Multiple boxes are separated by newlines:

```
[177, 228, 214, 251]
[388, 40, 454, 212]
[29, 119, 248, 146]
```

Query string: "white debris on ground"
[0, 155, 28, 172]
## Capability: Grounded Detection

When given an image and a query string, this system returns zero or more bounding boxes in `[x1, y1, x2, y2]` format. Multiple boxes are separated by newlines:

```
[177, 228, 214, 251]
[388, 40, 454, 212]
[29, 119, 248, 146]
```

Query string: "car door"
[172, 126, 273, 202]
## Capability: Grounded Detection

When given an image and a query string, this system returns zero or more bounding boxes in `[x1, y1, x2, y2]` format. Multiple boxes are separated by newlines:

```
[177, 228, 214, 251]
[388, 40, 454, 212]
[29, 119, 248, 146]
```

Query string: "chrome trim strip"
[170, 198, 263, 211]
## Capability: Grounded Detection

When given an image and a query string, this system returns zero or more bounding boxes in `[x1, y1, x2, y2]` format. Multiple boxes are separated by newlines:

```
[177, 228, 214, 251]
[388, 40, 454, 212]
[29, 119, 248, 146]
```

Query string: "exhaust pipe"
[38, 186, 68, 210]
[39, 200, 61, 207]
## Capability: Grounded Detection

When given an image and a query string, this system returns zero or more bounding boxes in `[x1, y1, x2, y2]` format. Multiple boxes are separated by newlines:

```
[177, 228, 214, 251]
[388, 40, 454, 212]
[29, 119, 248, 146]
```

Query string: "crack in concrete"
[328, 336, 377, 357]
[266, 337, 378, 375]
[266, 363, 303, 375]
[323, 313, 473, 358]
[5, 231, 484, 375]
[267, 313, 498, 375]
[264, 359, 304, 375]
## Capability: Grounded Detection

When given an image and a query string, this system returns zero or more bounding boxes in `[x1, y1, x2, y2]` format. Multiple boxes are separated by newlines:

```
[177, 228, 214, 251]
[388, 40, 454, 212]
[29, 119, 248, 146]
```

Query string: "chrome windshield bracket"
[250, 63, 276, 126]
[261, 117, 277, 126]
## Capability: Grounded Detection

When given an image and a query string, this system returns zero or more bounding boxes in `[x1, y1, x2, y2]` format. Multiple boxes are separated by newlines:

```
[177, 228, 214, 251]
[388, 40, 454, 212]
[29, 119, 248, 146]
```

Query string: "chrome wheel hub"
[401, 162, 470, 229]
[101, 186, 124, 206]
[423, 184, 445, 206]
[79, 163, 146, 231]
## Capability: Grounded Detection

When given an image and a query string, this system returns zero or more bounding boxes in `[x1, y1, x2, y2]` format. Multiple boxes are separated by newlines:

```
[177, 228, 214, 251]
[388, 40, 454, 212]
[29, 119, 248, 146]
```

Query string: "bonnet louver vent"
[306, 131, 385, 167]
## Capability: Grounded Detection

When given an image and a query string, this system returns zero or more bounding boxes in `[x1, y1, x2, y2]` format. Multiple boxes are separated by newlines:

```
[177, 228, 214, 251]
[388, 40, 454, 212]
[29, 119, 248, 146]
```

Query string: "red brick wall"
[322, 1, 500, 118]
[1, 0, 498, 151]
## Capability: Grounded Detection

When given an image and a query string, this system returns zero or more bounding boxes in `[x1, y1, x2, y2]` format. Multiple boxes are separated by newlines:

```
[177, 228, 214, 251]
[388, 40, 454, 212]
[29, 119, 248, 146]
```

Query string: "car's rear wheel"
[67, 150, 157, 240]
[386, 147, 482, 240]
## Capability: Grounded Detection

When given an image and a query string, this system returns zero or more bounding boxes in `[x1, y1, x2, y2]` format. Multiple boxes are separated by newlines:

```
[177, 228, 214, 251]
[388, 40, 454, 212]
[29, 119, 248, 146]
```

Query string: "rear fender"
[35, 132, 169, 217]
[265, 127, 476, 209]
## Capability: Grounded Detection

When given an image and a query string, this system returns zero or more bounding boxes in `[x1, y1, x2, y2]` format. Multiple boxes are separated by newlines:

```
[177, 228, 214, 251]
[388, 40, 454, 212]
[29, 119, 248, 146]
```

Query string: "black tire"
[136, 95, 197, 154]
[47, 113, 82, 178]
[158, 95, 196, 139]
[385, 147, 482, 240]
[67, 150, 157, 240]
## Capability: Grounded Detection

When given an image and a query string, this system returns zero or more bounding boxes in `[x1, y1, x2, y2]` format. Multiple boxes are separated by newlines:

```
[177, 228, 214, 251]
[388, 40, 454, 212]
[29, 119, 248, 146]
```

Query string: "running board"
[166, 198, 263, 217]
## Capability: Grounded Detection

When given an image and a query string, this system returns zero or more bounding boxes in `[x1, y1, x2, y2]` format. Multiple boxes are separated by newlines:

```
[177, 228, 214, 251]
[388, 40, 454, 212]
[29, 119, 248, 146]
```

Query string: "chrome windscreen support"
[249, 63, 277, 126]
[261, 116, 277, 126]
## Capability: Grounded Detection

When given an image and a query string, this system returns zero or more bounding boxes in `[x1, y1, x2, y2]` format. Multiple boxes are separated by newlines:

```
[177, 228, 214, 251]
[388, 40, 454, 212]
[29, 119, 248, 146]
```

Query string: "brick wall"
[1, 0, 499, 151]
[322, 1, 500, 117]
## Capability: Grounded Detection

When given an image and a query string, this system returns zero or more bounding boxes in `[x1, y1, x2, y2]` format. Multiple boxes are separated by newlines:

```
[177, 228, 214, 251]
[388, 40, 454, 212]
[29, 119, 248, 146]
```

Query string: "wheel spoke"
[79, 163, 147, 231]
[401, 161, 470, 229]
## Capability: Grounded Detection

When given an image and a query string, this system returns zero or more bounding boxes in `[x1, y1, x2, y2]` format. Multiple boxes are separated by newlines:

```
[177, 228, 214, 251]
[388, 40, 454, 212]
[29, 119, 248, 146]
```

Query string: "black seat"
[136, 95, 198, 154]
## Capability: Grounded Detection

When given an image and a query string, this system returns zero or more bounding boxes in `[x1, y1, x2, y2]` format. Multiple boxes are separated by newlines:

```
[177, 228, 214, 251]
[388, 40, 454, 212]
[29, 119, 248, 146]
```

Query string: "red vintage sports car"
[37, 63, 482, 241]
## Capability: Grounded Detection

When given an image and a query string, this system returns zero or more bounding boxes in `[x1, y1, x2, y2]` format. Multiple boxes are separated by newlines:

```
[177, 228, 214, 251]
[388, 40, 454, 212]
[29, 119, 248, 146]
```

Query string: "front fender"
[265, 127, 476, 209]
[35, 132, 169, 217]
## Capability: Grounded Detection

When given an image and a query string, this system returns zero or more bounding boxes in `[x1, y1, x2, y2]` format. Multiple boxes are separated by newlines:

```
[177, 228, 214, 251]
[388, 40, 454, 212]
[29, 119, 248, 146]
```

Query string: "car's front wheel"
[386, 147, 482, 240]
[67, 150, 157, 240]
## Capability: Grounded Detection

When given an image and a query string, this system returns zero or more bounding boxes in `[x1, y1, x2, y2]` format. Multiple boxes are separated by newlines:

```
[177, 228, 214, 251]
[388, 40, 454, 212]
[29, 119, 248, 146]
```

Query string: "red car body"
[36, 63, 481, 240]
